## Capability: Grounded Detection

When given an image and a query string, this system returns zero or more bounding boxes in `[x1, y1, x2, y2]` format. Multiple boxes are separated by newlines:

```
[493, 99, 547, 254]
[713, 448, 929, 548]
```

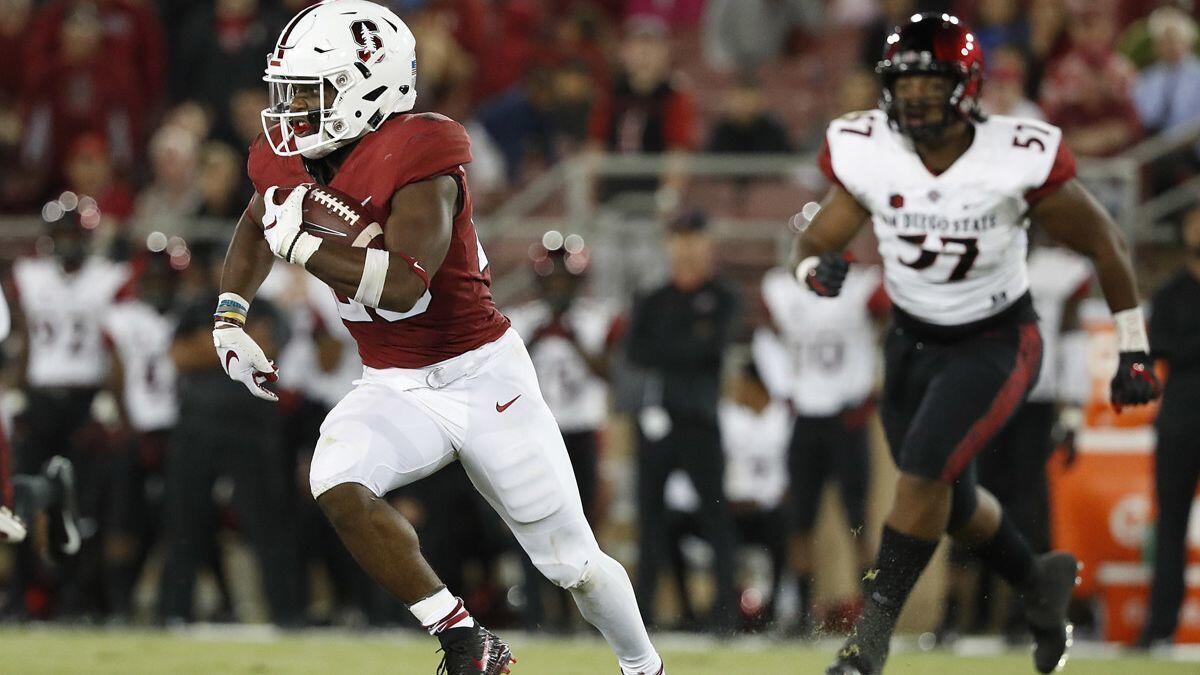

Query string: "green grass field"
[1, 628, 1196, 674]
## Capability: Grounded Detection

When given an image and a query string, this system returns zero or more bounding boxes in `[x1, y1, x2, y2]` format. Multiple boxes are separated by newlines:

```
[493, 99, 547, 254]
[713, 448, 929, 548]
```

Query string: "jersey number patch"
[1012, 123, 1051, 152]
[898, 234, 980, 282]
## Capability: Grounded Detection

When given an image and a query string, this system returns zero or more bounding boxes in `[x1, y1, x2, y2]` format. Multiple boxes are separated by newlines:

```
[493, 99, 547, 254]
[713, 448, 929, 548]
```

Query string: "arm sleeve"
[1025, 140, 1077, 206]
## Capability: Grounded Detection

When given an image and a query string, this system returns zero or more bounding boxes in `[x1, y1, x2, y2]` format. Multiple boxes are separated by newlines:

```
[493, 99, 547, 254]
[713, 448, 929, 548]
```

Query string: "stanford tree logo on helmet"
[261, 0, 418, 159]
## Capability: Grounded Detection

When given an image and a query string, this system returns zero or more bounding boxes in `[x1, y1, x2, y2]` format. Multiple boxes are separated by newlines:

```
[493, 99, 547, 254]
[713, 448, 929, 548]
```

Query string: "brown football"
[273, 185, 383, 249]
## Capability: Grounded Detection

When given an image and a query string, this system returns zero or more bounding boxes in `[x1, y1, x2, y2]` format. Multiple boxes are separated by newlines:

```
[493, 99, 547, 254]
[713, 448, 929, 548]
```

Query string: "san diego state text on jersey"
[820, 109, 1075, 326]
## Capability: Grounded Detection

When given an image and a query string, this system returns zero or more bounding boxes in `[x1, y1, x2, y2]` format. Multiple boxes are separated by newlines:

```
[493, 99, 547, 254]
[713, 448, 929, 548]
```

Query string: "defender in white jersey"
[761, 263, 887, 633]
[100, 249, 182, 614]
[797, 15, 1160, 675]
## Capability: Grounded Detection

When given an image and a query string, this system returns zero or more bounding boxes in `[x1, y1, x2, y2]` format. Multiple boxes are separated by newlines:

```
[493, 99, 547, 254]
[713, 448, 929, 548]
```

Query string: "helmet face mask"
[876, 13, 984, 142]
[263, 71, 355, 158]
[260, 0, 418, 159]
[883, 72, 963, 142]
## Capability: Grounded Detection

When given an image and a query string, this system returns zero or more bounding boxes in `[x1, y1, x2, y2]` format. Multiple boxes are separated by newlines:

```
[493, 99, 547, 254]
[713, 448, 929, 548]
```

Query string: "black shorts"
[788, 414, 870, 533]
[881, 296, 1043, 486]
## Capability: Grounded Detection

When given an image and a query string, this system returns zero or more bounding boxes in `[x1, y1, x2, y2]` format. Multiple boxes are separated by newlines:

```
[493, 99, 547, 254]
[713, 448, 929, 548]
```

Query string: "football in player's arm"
[214, 173, 453, 399]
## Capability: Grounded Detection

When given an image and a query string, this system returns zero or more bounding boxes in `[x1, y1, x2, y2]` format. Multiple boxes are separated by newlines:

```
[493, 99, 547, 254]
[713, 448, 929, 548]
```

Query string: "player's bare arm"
[219, 195, 275, 302]
[1030, 178, 1160, 409]
[300, 176, 456, 313]
[790, 184, 870, 297]
[1030, 179, 1139, 313]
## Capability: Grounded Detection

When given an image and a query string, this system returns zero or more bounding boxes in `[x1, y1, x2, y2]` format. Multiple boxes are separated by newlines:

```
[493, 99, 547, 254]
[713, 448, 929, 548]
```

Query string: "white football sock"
[409, 587, 475, 634]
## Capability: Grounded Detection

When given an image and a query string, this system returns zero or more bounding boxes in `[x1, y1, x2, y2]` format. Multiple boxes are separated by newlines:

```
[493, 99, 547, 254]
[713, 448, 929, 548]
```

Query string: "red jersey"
[247, 113, 510, 369]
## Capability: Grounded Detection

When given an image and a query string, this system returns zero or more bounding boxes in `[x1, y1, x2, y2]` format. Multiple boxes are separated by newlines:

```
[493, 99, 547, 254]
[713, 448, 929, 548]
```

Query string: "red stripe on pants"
[940, 323, 1042, 482]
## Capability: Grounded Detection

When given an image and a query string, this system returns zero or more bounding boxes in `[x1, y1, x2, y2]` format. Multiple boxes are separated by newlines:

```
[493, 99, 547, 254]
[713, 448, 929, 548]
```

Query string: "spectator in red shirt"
[627, 0, 706, 29]
[26, 0, 166, 146]
[63, 134, 135, 225]
[0, 0, 32, 105]
[21, 4, 139, 196]
[588, 18, 697, 205]
[1040, 6, 1142, 157]
[473, 0, 546, 103]
[0, 0, 34, 211]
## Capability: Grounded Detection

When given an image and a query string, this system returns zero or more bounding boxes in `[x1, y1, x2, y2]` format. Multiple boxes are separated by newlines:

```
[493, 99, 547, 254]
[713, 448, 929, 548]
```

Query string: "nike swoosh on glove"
[261, 184, 310, 260]
[1110, 351, 1160, 412]
[214, 324, 279, 401]
[805, 252, 851, 297]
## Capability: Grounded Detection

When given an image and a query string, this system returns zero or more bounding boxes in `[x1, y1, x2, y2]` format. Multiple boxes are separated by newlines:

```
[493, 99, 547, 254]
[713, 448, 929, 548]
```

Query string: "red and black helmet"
[876, 13, 985, 137]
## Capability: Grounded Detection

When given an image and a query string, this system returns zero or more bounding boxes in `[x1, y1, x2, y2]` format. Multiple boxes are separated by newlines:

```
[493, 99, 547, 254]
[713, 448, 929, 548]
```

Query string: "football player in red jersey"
[213, 3, 663, 675]
[797, 14, 1159, 674]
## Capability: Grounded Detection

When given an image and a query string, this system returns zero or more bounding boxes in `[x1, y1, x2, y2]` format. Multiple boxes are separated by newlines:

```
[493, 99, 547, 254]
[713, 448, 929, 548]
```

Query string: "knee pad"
[538, 555, 593, 591]
[529, 523, 603, 590]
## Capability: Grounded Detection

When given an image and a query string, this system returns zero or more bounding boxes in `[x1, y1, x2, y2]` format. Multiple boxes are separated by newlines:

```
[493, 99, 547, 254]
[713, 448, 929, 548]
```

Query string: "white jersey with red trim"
[103, 301, 178, 432]
[507, 298, 620, 433]
[12, 257, 131, 388]
[1026, 246, 1094, 403]
[821, 110, 1076, 326]
[761, 265, 883, 416]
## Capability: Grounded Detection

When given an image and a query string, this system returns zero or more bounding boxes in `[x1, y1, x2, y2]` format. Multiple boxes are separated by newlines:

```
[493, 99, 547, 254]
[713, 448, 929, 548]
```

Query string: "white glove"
[0, 506, 26, 544]
[213, 323, 279, 401]
[262, 184, 309, 261]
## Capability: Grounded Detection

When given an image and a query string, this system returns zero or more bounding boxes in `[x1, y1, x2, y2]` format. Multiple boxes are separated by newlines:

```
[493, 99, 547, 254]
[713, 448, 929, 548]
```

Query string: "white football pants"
[311, 329, 661, 674]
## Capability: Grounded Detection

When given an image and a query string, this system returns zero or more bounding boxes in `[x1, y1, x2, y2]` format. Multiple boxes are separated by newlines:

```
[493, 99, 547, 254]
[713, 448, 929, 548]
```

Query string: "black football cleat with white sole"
[1021, 552, 1080, 673]
[436, 624, 515, 675]
[44, 456, 81, 562]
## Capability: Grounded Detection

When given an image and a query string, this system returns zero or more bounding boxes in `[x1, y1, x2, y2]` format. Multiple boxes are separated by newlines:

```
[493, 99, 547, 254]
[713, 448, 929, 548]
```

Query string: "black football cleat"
[436, 624, 515, 675]
[1021, 552, 1080, 673]
[44, 456, 81, 562]
[827, 630, 885, 675]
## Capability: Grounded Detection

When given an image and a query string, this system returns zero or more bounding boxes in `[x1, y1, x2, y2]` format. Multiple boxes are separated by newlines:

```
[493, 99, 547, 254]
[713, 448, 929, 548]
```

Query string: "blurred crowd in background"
[1, 0, 1199, 646]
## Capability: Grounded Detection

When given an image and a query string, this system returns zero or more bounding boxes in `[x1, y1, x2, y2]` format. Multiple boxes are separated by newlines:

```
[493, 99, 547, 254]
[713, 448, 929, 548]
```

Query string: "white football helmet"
[261, 0, 417, 159]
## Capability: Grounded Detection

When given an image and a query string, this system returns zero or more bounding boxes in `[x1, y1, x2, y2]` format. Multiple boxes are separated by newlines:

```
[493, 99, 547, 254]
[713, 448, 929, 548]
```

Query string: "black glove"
[804, 252, 850, 297]
[1110, 351, 1160, 412]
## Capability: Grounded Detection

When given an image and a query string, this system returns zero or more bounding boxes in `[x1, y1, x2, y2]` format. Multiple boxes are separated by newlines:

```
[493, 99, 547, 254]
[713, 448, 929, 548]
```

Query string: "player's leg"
[227, 428, 303, 626]
[676, 414, 738, 632]
[831, 323, 1042, 674]
[0, 415, 21, 543]
[634, 424, 674, 629]
[459, 344, 663, 675]
[787, 415, 830, 636]
[159, 429, 219, 623]
[1141, 424, 1200, 644]
[309, 383, 458, 612]
[310, 381, 520, 673]
[835, 419, 874, 579]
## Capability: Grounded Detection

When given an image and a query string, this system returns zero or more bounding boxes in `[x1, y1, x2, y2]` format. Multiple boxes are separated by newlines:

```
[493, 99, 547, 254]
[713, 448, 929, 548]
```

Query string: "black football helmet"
[876, 13, 986, 139]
